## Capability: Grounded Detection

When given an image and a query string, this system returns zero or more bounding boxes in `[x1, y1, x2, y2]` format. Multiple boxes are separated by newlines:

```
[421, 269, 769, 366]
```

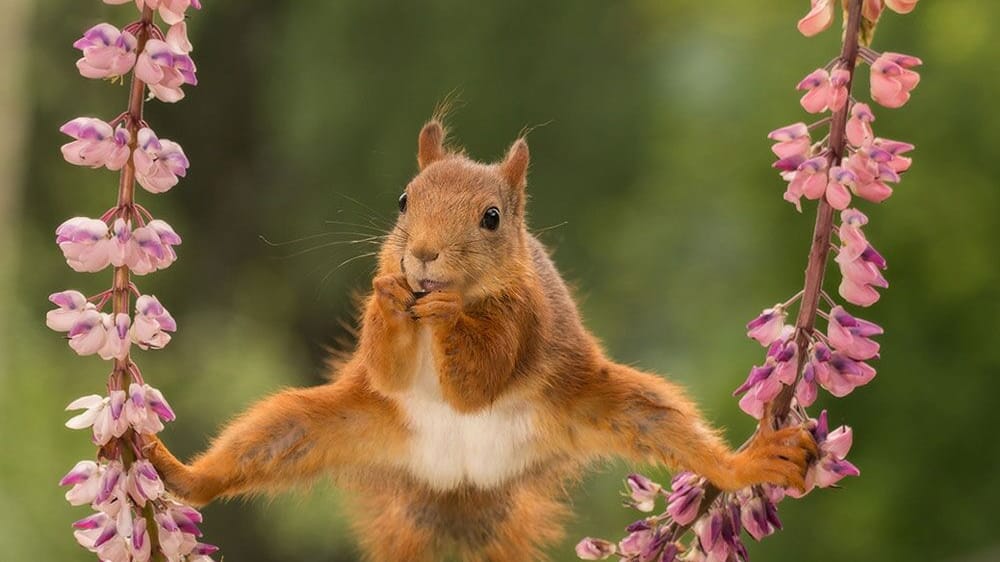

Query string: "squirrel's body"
[149, 121, 814, 561]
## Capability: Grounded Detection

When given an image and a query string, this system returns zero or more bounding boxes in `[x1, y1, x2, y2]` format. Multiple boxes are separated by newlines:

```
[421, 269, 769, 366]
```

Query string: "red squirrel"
[147, 120, 815, 561]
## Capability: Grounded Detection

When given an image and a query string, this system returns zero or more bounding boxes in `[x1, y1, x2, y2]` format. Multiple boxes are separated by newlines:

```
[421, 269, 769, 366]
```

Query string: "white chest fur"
[395, 328, 537, 491]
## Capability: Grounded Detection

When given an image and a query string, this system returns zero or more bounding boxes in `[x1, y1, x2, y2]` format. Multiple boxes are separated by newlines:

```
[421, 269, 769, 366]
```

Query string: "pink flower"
[873, 137, 915, 173]
[65, 392, 130, 446]
[126, 460, 165, 506]
[125, 383, 176, 435]
[575, 538, 616, 560]
[816, 351, 877, 397]
[56, 217, 113, 272]
[787, 411, 860, 497]
[131, 517, 152, 562]
[60, 460, 103, 506]
[734, 329, 798, 419]
[625, 473, 661, 512]
[74, 23, 137, 80]
[885, 0, 919, 14]
[767, 122, 811, 160]
[838, 245, 888, 306]
[105, 0, 203, 26]
[836, 209, 888, 306]
[67, 311, 132, 360]
[46, 290, 96, 332]
[827, 306, 882, 360]
[617, 521, 654, 557]
[130, 219, 182, 274]
[135, 32, 197, 103]
[825, 166, 857, 210]
[156, 501, 204, 560]
[846, 103, 875, 147]
[132, 295, 177, 350]
[746, 305, 788, 346]
[783, 156, 829, 211]
[666, 472, 704, 525]
[794, 345, 824, 407]
[694, 506, 747, 562]
[133, 128, 190, 193]
[797, 0, 834, 37]
[870, 52, 922, 108]
[739, 494, 782, 541]
[863, 0, 884, 21]
[73, 511, 130, 562]
[60, 117, 131, 171]
[796, 68, 848, 114]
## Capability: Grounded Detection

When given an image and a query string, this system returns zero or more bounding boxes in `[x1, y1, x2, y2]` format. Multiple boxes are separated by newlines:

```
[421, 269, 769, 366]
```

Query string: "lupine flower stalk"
[576, 0, 919, 559]
[51, 1, 215, 560]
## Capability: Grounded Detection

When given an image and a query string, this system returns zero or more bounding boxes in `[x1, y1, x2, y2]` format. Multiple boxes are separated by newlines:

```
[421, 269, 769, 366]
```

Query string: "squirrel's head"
[380, 120, 532, 300]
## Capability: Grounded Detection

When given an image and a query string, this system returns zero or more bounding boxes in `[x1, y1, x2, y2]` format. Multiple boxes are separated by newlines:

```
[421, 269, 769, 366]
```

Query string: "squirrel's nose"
[410, 245, 440, 264]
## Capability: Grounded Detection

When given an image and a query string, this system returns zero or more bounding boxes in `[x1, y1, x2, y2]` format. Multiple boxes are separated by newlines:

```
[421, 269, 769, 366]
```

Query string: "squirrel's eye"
[480, 207, 501, 231]
[398, 193, 408, 213]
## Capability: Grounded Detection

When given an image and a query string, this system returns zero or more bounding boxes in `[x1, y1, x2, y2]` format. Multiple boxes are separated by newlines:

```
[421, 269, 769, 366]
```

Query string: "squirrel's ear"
[500, 138, 530, 189]
[417, 120, 446, 171]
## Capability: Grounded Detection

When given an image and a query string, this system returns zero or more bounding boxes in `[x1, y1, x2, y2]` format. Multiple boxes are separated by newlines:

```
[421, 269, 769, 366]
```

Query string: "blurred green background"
[2, 0, 998, 560]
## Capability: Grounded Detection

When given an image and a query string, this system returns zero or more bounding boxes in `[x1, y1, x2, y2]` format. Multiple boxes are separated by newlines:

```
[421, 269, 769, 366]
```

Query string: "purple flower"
[65, 392, 130, 445]
[815, 350, 877, 398]
[618, 520, 654, 557]
[135, 33, 197, 103]
[105, 0, 203, 26]
[739, 493, 782, 541]
[131, 295, 177, 350]
[733, 329, 798, 419]
[575, 537, 616, 560]
[126, 460, 165, 506]
[128, 218, 182, 275]
[74, 23, 137, 80]
[746, 305, 788, 346]
[56, 217, 113, 273]
[787, 411, 860, 498]
[46, 290, 95, 332]
[124, 382, 176, 435]
[827, 306, 882, 360]
[60, 460, 103, 506]
[133, 128, 190, 193]
[836, 209, 888, 307]
[666, 472, 704, 525]
[625, 473, 662, 512]
[60, 117, 131, 171]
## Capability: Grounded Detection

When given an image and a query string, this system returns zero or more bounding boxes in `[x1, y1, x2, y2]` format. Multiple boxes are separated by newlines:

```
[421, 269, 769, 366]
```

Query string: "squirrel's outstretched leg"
[146, 374, 404, 506]
[563, 362, 816, 492]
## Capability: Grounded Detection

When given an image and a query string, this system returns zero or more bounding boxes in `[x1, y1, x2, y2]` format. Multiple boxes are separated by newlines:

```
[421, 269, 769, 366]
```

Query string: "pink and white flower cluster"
[576, 1, 916, 559]
[48, 291, 176, 359]
[54, 0, 211, 560]
[60, 459, 216, 562]
[76, 4, 199, 100]
[61, 118, 189, 193]
[55, 217, 180, 274]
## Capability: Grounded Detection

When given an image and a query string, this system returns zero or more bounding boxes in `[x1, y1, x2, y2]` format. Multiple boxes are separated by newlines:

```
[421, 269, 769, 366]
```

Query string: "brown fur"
[147, 120, 815, 561]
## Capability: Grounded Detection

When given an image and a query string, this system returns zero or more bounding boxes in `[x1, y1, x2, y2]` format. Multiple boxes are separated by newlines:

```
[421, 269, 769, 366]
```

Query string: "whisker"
[314, 251, 379, 298]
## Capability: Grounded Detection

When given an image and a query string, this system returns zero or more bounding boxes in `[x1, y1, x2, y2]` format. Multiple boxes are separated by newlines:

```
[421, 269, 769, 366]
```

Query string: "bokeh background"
[2, 0, 998, 560]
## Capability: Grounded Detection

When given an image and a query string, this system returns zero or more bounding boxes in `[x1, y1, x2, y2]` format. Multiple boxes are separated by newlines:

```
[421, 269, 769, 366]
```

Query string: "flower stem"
[672, 0, 866, 539]
[767, 0, 863, 425]
[110, 6, 154, 393]
[107, 7, 167, 562]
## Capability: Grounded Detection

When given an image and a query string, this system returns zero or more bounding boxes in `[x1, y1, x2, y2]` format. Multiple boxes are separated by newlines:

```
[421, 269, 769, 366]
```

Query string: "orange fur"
[147, 119, 815, 561]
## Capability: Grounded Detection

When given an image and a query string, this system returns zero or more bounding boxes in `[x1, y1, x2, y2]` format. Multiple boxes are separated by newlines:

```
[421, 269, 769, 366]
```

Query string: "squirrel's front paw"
[725, 425, 817, 492]
[373, 274, 416, 320]
[410, 291, 462, 327]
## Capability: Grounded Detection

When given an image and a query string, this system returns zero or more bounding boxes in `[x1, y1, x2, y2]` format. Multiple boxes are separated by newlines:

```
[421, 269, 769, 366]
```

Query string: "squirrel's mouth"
[415, 278, 450, 292]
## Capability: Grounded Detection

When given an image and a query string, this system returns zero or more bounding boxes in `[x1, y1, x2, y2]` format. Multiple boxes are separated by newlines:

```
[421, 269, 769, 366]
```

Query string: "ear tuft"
[500, 138, 530, 188]
[417, 121, 446, 171]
